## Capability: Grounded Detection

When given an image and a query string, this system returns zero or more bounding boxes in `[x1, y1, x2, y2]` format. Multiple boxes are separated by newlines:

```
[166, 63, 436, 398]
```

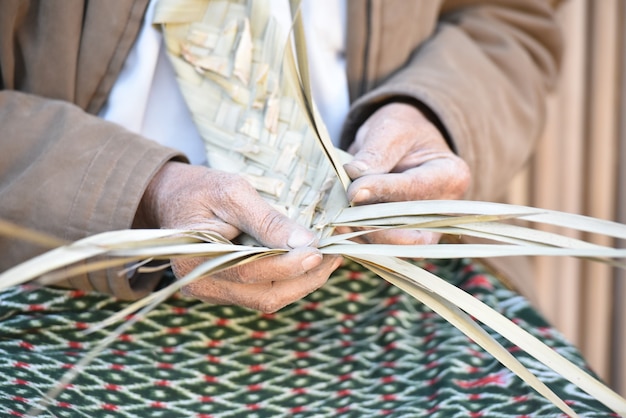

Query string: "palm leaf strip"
[1, 0, 625, 416]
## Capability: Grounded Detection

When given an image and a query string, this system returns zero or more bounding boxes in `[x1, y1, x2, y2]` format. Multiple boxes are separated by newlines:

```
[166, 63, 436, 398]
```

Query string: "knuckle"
[258, 210, 288, 237]
[256, 294, 284, 313]
[359, 150, 380, 164]
[180, 277, 223, 303]
[171, 257, 199, 278]
[221, 263, 258, 284]
[211, 172, 249, 202]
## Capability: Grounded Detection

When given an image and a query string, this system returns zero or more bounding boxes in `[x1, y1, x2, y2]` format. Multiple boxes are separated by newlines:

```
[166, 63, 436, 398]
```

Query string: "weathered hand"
[342, 102, 470, 245]
[135, 161, 342, 312]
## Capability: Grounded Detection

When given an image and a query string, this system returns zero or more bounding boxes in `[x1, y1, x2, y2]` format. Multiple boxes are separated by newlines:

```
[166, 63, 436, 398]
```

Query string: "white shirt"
[99, 0, 349, 166]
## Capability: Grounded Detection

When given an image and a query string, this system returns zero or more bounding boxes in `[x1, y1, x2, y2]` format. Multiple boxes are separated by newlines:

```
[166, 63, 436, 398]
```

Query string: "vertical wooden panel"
[580, 0, 620, 379]
[552, 0, 587, 345]
[612, 0, 626, 397]
[530, 95, 562, 324]
[529, 0, 587, 343]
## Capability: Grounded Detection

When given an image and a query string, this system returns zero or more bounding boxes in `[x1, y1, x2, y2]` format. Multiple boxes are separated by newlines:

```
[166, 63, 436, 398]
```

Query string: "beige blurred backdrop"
[504, 0, 625, 396]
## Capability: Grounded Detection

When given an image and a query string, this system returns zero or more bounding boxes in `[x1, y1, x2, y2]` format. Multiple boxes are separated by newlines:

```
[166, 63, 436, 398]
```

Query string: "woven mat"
[0, 258, 615, 417]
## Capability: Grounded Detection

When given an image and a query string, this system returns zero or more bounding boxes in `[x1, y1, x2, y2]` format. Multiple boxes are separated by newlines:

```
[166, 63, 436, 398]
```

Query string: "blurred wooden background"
[504, 0, 625, 396]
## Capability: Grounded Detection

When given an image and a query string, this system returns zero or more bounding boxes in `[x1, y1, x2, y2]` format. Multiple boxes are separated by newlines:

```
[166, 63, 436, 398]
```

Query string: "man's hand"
[342, 102, 470, 245]
[134, 161, 342, 312]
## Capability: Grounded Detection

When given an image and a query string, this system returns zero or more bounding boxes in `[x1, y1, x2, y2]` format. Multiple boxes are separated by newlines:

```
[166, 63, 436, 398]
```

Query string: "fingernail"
[345, 161, 369, 179]
[351, 189, 371, 204]
[301, 253, 322, 271]
[287, 230, 315, 249]
[349, 160, 369, 173]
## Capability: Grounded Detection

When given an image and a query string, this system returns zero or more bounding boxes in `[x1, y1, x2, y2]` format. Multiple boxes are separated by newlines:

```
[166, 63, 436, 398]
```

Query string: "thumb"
[343, 130, 409, 180]
[344, 143, 407, 179]
[215, 187, 318, 250]
[245, 209, 317, 250]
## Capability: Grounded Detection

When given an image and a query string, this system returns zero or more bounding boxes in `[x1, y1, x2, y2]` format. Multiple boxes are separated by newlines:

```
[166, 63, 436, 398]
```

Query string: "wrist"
[133, 161, 180, 229]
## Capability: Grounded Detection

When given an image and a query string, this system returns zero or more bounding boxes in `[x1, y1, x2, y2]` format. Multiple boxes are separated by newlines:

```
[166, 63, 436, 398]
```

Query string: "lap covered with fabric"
[0, 258, 612, 417]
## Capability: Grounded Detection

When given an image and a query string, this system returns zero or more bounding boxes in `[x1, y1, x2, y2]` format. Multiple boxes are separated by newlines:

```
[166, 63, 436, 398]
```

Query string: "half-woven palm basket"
[156, 0, 348, 241]
[3, 0, 626, 416]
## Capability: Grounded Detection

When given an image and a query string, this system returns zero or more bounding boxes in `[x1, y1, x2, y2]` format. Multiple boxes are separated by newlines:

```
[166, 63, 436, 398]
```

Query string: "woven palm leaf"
[2, 0, 626, 416]
[155, 0, 348, 238]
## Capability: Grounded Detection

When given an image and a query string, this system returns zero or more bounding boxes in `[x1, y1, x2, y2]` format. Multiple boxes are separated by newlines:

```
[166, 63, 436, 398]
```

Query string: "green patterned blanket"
[0, 258, 616, 417]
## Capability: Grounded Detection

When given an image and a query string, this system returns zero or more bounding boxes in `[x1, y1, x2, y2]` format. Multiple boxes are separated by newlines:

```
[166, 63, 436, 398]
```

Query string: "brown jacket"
[0, 0, 562, 301]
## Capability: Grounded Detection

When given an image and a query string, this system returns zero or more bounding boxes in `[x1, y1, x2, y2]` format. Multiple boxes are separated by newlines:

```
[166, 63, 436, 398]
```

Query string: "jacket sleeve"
[0, 91, 186, 299]
[343, 0, 563, 201]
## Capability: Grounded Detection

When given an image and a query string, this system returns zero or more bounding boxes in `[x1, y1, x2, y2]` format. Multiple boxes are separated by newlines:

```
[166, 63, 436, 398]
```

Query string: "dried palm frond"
[1, 0, 626, 416]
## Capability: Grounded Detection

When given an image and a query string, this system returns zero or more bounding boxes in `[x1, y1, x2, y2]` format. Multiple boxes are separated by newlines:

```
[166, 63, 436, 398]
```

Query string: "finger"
[171, 247, 325, 284]
[344, 123, 415, 179]
[181, 255, 343, 312]
[347, 158, 470, 205]
[213, 247, 328, 284]
[170, 255, 205, 280]
[344, 103, 435, 179]
[210, 174, 317, 250]
[359, 228, 442, 246]
[334, 222, 441, 246]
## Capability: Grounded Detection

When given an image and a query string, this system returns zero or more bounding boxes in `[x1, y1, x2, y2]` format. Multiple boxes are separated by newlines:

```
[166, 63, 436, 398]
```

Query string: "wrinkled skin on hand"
[134, 102, 468, 312]
[341, 102, 471, 246]
[134, 161, 342, 313]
